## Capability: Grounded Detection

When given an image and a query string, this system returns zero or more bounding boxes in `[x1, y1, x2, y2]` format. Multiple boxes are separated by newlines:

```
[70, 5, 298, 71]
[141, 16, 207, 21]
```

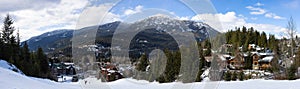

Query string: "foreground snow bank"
[0, 67, 80, 89]
[1, 65, 300, 89]
[0, 59, 299, 89]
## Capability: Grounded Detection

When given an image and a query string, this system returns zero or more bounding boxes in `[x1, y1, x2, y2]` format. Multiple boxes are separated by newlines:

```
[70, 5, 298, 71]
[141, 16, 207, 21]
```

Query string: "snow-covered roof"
[259, 53, 274, 56]
[218, 55, 227, 61]
[249, 44, 256, 46]
[259, 56, 274, 62]
[223, 54, 231, 58]
[251, 52, 274, 56]
[108, 70, 116, 73]
[64, 62, 74, 65]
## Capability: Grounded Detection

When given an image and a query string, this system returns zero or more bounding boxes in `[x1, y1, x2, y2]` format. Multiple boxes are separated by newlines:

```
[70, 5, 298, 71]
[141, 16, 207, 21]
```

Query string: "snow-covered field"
[0, 59, 299, 89]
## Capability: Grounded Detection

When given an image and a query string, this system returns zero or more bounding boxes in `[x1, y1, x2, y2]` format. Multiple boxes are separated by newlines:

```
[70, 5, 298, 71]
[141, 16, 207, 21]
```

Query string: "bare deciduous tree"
[286, 16, 297, 57]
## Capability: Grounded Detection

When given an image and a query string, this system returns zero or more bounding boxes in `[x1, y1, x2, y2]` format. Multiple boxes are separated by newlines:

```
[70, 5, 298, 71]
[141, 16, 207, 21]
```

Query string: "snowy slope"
[1, 66, 300, 89]
[0, 59, 23, 74]
[78, 77, 300, 89]
[0, 67, 80, 89]
[0, 59, 80, 89]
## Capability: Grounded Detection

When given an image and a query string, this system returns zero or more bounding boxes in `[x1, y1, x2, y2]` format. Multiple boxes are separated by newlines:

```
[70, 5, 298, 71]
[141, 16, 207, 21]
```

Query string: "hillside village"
[1, 13, 300, 84]
[45, 24, 300, 83]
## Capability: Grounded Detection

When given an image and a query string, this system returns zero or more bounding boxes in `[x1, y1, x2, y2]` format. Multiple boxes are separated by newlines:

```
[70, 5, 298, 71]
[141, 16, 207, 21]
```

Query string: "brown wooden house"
[227, 53, 244, 70]
[99, 63, 123, 82]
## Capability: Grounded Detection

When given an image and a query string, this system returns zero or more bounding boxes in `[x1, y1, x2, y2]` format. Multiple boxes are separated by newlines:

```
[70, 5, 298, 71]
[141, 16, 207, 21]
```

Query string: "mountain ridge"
[25, 16, 220, 58]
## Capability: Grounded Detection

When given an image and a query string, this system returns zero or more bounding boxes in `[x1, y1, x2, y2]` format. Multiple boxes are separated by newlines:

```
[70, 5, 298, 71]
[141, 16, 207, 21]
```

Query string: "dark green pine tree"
[254, 30, 260, 45]
[224, 71, 232, 81]
[204, 39, 212, 56]
[238, 71, 245, 81]
[36, 47, 49, 76]
[287, 64, 297, 80]
[1, 14, 16, 62]
[240, 27, 247, 47]
[243, 34, 250, 52]
[248, 27, 255, 44]
[136, 54, 149, 71]
[232, 71, 238, 81]
[196, 43, 206, 82]
[2, 14, 15, 44]
[268, 34, 277, 51]
[18, 41, 31, 75]
[295, 46, 300, 68]
[260, 32, 268, 48]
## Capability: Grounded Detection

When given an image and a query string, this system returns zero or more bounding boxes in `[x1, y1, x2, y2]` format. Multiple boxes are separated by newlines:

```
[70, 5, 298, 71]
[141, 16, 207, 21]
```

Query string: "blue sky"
[211, 0, 299, 28]
[0, 0, 299, 41]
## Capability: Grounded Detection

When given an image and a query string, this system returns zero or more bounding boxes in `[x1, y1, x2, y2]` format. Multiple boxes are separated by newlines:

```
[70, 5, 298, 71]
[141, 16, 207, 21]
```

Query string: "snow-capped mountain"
[25, 29, 73, 52]
[25, 16, 219, 57]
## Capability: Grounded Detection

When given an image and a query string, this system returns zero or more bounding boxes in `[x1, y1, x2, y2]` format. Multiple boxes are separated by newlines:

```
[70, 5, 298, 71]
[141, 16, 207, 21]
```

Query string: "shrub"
[232, 71, 237, 81]
[224, 71, 232, 81]
[238, 71, 245, 81]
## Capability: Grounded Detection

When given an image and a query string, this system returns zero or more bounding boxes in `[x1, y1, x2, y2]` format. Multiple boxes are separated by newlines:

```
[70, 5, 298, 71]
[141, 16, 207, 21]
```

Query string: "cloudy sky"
[0, 0, 299, 41]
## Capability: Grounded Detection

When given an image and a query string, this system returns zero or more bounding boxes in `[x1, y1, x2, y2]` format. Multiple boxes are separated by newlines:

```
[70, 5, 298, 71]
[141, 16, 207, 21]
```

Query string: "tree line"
[135, 40, 210, 83]
[225, 26, 278, 52]
[0, 14, 50, 78]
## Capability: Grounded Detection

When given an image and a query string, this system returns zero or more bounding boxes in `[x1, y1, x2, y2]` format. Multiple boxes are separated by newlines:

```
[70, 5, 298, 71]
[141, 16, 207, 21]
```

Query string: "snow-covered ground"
[0, 60, 23, 74]
[0, 59, 299, 89]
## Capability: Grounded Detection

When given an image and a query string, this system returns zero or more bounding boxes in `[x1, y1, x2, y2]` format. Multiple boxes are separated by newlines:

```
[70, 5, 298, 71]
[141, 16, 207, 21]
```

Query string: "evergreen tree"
[204, 39, 212, 56]
[268, 35, 277, 51]
[259, 32, 267, 48]
[136, 54, 149, 71]
[0, 14, 51, 79]
[156, 49, 181, 83]
[287, 64, 297, 80]
[0, 14, 16, 61]
[243, 33, 250, 52]
[36, 47, 49, 75]
[2, 14, 15, 44]
[296, 46, 300, 67]
[232, 71, 238, 81]
[238, 71, 245, 81]
[196, 43, 205, 82]
[224, 71, 232, 81]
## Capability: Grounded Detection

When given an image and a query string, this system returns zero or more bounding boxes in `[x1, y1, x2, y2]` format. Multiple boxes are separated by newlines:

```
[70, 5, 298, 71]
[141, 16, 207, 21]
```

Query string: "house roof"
[251, 52, 274, 56]
[259, 56, 274, 62]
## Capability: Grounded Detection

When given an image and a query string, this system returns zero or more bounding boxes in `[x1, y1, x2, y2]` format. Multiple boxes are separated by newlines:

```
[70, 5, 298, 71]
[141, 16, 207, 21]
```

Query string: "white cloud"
[76, 3, 121, 29]
[1, 1, 142, 41]
[246, 3, 285, 20]
[190, 12, 286, 38]
[191, 12, 246, 32]
[265, 13, 285, 20]
[124, 5, 143, 16]
[255, 2, 264, 6]
[1, 0, 89, 41]
[0, 0, 60, 12]
[246, 6, 266, 15]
